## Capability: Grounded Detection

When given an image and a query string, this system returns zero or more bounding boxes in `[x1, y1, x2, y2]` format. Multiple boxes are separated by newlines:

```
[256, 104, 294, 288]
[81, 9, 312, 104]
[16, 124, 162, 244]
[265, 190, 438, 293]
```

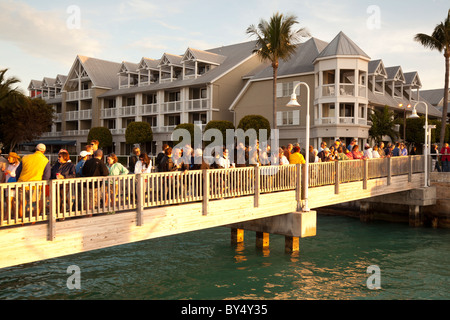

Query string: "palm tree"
[247, 12, 310, 129]
[368, 106, 399, 144]
[0, 68, 20, 103]
[414, 9, 450, 149]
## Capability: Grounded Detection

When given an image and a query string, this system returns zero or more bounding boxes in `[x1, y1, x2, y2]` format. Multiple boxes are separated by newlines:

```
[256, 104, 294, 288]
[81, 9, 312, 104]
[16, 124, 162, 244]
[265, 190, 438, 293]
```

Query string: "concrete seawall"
[318, 172, 450, 228]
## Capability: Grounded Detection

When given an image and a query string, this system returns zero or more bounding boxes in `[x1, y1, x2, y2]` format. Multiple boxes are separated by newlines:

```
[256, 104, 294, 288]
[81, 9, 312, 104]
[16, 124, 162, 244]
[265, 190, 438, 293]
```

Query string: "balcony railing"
[119, 106, 137, 117]
[66, 110, 92, 121]
[186, 98, 209, 111]
[339, 84, 355, 96]
[140, 103, 158, 115]
[111, 128, 126, 135]
[67, 89, 93, 101]
[161, 101, 182, 113]
[101, 108, 117, 119]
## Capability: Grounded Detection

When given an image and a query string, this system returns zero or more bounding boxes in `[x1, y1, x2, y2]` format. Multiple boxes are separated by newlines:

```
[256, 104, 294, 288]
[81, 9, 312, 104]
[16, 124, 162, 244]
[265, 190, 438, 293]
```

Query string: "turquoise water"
[0, 215, 449, 300]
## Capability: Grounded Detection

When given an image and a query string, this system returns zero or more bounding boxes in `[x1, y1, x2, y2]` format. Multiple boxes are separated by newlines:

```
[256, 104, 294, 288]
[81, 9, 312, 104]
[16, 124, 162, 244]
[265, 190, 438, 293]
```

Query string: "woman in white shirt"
[278, 148, 289, 165]
[372, 145, 381, 159]
[135, 153, 152, 174]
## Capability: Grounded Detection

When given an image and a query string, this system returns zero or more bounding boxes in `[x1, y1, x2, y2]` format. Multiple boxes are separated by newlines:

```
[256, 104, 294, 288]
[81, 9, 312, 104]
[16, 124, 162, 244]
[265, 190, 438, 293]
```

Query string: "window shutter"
[294, 81, 300, 95]
[276, 83, 283, 98]
[293, 110, 300, 125]
[276, 111, 282, 126]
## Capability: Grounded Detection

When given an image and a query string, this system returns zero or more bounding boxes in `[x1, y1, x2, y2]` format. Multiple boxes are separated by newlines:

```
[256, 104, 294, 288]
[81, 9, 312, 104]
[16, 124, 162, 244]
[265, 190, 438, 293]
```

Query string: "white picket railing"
[0, 156, 426, 229]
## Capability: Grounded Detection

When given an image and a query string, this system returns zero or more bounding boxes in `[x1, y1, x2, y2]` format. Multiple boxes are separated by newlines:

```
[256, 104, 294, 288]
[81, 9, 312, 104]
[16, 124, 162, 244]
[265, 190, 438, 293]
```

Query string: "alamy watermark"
[366, 5, 381, 30]
[170, 126, 281, 169]
[366, 265, 381, 290]
[66, 265, 81, 289]
[66, 5, 81, 30]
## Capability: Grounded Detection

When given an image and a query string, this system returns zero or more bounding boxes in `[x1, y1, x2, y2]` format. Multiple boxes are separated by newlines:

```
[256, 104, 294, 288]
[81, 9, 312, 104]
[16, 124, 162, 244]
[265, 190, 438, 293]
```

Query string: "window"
[165, 115, 180, 126]
[277, 110, 299, 126]
[322, 103, 335, 118]
[339, 103, 354, 117]
[276, 82, 300, 97]
[144, 93, 157, 104]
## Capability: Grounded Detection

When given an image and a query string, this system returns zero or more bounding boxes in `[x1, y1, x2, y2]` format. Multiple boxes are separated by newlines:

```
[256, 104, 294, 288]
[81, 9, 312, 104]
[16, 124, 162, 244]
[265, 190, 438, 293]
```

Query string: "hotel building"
[29, 32, 441, 154]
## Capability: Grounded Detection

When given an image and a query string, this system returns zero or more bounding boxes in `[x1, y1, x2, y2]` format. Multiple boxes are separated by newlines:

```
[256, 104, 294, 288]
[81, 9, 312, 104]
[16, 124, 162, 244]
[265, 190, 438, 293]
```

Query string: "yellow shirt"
[18, 151, 49, 182]
[289, 152, 305, 165]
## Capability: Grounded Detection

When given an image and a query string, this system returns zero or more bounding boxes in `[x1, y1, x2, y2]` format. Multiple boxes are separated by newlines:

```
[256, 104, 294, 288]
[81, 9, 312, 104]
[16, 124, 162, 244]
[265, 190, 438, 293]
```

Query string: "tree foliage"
[237, 114, 271, 143]
[414, 9, 450, 148]
[87, 127, 113, 148]
[0, 92, 54, 152]
[125, 121, 153, 146]
[172, 123, 202, 147]
[368, 106, 399, 144]
[247, 12, 310, 129]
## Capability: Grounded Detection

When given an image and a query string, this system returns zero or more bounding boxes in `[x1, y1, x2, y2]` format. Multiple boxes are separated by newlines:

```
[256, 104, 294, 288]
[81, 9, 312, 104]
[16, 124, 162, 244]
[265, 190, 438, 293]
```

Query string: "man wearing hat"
[16, 143, 51, 182]
[15, 143, 51, 219]
[75, 150, 89, 177]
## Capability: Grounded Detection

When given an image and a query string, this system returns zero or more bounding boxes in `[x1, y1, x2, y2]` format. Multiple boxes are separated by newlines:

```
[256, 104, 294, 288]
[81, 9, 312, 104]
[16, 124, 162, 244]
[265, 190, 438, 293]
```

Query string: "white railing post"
[295, 164, 301, 211]
[202, 169, 209, 216]
[335, 160, 340, 194]
[254, 166, 260, 208]
[48, 180, 56, 241]
[136, 173, 144, 226]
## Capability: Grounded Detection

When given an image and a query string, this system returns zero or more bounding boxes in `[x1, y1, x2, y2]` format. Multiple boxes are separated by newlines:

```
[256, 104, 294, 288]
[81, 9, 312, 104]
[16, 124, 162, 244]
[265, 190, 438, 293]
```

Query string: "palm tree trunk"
[272, 65, 278, 130]
[440, 52, 449, 149]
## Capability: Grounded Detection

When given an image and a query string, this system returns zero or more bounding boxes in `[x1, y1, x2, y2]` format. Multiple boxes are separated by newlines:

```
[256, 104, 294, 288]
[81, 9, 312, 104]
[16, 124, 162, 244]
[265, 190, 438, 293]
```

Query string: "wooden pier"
[0, 156, 431, 269]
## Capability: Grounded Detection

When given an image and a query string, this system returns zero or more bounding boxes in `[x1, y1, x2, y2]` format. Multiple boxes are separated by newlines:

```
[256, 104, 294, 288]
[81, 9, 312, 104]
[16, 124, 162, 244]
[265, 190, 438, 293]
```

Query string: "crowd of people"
[2, 139, 450, 185]
[1, 138, 449, 221]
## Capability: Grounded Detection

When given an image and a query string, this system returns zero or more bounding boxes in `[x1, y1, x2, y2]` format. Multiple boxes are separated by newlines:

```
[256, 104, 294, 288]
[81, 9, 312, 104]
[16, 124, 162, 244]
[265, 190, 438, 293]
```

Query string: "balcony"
[41, 131, 61, 138]
[140, 103, 158, 115]
[65, 109, 92, 121]
[101, 108, 117, 119]
[339, 84, 355, 96]
[161, 101, 181, 113]
[119, 105, 137, 117]
[111, 128, 126, 135]
[186, 98, 209, 111]
[67, 89, 93, 101]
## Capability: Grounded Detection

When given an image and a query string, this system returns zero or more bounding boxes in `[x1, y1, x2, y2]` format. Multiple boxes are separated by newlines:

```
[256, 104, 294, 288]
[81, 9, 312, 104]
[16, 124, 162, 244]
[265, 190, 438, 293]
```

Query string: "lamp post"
[408, 101, 431, 187]
[286, 82, 310, 211]
[398, 103, 412, 142]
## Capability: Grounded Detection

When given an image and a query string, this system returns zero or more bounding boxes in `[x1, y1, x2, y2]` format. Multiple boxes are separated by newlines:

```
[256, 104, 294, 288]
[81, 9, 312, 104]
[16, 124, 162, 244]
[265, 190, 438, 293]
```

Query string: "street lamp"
[286, 82, 310, 211]
[408, 101, 432, 187]
[398, 103, 412, 142]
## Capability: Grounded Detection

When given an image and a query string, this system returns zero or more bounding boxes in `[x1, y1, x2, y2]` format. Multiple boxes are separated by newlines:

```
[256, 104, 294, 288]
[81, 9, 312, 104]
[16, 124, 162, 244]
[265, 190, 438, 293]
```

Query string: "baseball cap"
[36, 143, 46, 152]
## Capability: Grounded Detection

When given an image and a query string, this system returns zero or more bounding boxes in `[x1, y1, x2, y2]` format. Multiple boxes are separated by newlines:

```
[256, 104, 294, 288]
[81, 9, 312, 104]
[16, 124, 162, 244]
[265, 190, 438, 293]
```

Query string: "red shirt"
[441, 146, 450, 161]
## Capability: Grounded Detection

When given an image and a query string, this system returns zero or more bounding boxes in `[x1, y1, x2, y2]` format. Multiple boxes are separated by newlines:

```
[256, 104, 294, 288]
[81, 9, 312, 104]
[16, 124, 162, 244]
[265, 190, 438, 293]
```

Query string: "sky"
[0, 0, 448, 94]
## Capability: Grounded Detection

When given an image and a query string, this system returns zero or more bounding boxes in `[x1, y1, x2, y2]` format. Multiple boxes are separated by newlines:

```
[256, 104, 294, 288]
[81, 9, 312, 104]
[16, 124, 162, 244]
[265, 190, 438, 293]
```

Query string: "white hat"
[36, 143, 46, 152]
[80, 151, 89, 157]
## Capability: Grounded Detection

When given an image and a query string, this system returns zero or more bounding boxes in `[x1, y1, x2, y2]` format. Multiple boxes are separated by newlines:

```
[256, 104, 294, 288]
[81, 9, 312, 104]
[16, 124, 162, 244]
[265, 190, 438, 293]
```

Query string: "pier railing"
[0, 156, 426, 229]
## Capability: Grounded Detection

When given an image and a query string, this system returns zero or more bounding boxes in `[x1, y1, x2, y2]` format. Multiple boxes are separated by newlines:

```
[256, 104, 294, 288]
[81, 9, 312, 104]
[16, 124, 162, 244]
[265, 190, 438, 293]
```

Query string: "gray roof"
[404, 72, 421, 87]
[183, 48, 227, 65]
[138, 58, 160, 70]
[120, 61, 139, 73]
[368, 90, 441, 117]
[385, 66, 405, 82]
[249, 37, 329, 80]
[71, 55, 122, 89]
[99, 40, 259, 98]
[368, 59, 387, 76]
[420, 88, 445, 106]
[315, 31, 370, 60]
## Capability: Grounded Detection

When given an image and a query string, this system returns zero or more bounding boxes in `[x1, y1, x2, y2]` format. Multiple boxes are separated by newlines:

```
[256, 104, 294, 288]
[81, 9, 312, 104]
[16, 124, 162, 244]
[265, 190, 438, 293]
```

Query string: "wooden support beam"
[255, 232, 269, 248]
[231, 228, 244, 244]
[285, 236, 299, 253]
